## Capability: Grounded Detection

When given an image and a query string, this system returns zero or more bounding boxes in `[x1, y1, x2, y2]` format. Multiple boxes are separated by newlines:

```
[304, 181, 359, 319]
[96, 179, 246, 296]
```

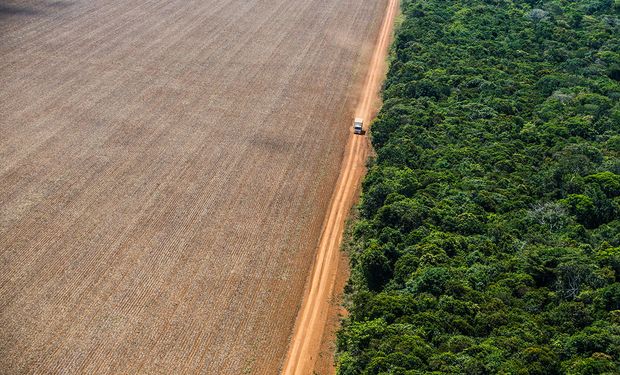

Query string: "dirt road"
[0, 1, 386, 373]
[281, 0, 400, 373]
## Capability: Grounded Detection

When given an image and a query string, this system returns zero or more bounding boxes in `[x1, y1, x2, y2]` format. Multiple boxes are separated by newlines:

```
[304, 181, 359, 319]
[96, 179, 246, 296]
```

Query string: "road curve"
[281, 0, 400, 373]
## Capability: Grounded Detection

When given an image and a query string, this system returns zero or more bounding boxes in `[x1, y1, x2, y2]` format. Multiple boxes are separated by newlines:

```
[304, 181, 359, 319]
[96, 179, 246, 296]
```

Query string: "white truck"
[353, 117, 363, 135]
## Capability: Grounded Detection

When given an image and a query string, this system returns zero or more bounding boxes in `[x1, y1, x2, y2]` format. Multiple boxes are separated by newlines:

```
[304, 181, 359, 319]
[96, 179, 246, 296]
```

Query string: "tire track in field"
[281, 0, 399, 373]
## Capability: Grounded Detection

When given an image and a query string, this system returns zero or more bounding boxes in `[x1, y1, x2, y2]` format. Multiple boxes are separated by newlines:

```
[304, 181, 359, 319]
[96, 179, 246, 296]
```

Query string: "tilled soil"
[0, 0, 385, 373]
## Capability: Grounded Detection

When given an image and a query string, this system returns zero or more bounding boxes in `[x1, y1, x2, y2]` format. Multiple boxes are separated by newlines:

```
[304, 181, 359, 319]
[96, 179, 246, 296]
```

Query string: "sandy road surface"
[281, 0, 399, 373]
[0, 0, 386, 373]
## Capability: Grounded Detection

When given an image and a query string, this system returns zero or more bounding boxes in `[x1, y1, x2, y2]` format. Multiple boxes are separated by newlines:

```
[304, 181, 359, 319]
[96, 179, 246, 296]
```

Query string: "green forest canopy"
[337, 0, 620, 373]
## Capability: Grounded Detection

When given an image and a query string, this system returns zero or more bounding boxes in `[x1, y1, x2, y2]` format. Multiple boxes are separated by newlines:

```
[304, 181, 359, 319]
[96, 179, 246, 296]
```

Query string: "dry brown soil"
[0, 0, 387, 373]
[281, 0, 399, 373]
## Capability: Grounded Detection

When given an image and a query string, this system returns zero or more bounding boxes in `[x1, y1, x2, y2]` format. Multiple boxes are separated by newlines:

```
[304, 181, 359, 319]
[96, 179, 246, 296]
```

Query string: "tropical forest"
[337, 0, 620, 373]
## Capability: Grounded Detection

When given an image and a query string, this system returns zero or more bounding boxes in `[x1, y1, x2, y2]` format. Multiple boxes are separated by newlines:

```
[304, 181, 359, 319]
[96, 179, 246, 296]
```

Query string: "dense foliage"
[337, 0, 620, 373]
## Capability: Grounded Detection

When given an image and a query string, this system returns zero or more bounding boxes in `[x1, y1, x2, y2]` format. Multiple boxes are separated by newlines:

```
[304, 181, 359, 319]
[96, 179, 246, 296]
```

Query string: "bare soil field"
[0, 0, 386, 373]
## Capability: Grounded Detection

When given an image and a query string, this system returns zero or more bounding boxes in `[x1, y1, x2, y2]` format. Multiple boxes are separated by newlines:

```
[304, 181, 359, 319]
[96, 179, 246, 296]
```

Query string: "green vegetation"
[337, 0, 620, 373]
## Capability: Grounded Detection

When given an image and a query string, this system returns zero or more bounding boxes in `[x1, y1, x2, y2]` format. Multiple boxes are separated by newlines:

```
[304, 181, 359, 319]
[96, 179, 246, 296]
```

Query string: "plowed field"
[0, 0, 386, 373]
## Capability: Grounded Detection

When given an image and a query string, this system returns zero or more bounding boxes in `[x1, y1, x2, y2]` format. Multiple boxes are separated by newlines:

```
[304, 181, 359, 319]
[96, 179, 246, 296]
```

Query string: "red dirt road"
[0, 0, 386, 374]
[281, 0, 399, 373]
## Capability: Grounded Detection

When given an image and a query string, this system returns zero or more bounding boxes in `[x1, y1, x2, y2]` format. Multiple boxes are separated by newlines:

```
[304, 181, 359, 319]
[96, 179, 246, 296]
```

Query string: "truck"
[353, 117, 363, 135]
